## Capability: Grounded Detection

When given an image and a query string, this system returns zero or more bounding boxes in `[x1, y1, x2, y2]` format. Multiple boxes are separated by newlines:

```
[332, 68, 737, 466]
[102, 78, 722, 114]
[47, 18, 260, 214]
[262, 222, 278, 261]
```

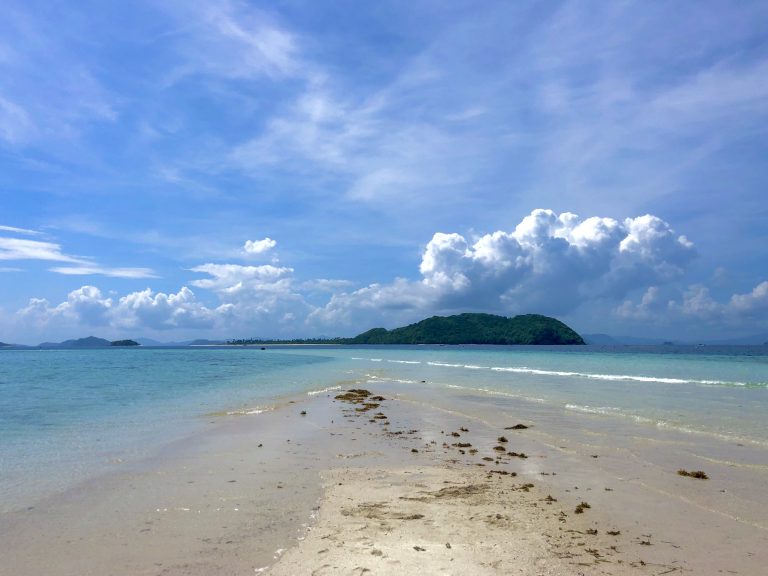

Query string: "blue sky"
[1, 0, 767, 344]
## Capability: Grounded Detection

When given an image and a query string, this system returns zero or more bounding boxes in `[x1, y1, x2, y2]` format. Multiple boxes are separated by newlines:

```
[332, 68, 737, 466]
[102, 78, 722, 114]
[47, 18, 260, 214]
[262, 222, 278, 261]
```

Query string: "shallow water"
[2, 343, 767, 575]
[1, 344, 767, 512]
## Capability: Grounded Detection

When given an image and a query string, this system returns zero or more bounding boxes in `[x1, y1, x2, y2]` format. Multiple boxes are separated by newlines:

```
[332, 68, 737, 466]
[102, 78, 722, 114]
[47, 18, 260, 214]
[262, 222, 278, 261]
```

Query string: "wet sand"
[2, 379, 766, 575]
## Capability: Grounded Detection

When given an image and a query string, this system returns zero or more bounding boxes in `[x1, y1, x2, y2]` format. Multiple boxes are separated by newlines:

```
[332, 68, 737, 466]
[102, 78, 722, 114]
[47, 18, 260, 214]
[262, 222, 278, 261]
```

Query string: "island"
[111, 339, 140, 347]
[228, 313, 585, 346]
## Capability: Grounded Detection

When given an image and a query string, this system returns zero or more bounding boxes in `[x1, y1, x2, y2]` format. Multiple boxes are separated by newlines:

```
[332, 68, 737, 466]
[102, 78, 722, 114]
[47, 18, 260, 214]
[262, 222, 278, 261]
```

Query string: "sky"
[1, 0, 767, 344]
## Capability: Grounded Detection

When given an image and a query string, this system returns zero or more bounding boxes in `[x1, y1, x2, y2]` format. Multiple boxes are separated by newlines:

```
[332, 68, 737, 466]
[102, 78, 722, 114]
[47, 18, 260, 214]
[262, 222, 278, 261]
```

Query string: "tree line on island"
[228, 313, 585, 346]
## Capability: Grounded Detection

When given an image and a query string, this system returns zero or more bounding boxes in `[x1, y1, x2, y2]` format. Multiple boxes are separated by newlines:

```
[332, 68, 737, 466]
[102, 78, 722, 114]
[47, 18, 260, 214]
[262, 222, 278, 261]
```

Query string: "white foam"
[447, 383, 546, 403]
[387, 360, 421, 364]
[307, 385, 342, 396]
[225, 407, 271, 416]
[421, 358, 761, 388]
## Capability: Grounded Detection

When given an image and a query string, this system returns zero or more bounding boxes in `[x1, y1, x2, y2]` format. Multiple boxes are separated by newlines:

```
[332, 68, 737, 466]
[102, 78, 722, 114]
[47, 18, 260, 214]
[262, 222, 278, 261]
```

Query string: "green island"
[228, 313, 584, 346]
[111, 339, 140, 347]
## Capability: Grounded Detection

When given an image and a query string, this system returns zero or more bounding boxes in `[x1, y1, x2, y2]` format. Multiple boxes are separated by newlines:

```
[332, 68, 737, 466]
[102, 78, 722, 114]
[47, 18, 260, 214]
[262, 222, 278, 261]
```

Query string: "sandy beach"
[2, 377, 766, 575]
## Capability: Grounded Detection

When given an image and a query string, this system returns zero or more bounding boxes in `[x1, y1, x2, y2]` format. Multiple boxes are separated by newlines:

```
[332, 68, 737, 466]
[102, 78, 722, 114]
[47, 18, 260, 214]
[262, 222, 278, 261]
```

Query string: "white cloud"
[165, 0, 301, 82]
[0, 224, 40, 235]
[617, 280, 768, 329]
[114, 287, 225, 330]
[0, 95, 34, 145]
[300, 278, 355, 292]
[614, 286, 665, 320]
[726, 281, 768, 319]
[190, 263, 293, 294]
[243, 237, 276, 255]
[0, 237, 85, 263]
[189, 262, 312, 333]
[17, 285, 226, 332]
[310, 209, 696, 330]
[0, 231, 157, 278]
[49, 266, 158, 279]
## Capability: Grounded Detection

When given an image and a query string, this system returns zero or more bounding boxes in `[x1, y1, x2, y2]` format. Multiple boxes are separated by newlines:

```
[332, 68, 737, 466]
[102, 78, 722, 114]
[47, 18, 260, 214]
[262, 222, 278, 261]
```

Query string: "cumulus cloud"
[614, 286, 665, 320]
[616, 280, 768, 330]
[243, 237, 276, 255]
[727, 281, 768, 318]
[190, 262, 310, 324]
[17, 285, 225, 331]
[311, 209, 696, 329]
[190, 263, 293, 294]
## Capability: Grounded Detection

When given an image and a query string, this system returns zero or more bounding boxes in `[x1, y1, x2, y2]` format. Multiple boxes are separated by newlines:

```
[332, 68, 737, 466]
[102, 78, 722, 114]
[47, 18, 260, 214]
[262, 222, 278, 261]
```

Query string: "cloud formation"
[243, 237, 276, 255]
[8, 210, 766, 342]
[0, 229, 157, 278]
[18, 285, 225, 332]
[311, 209, 696, 329]
[0, 236, 83, 263]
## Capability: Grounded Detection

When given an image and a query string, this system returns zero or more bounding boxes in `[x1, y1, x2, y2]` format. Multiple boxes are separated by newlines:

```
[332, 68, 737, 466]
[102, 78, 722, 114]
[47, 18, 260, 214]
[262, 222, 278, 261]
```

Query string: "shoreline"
[2, 376, 767, 575]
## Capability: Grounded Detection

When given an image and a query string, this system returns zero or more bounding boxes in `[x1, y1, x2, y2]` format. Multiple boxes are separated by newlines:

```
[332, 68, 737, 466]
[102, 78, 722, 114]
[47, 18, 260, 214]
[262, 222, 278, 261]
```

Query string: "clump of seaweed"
[678, 469, 709, 479]
[355, 402, 380, 412]
[335, 389, 372, 403]
[460, 427, 469, 432]
[450, 432, 461, 437]
[488, 470, 516, 476]
[453, 442, 472, 448]
[493, 445, 507, 452]
[507, 451, 528, 459]
[574, 501, 591, 514]
[505, 424, 529, 430]
[606, 530, 621, 536]
[497, 436, 508, 443]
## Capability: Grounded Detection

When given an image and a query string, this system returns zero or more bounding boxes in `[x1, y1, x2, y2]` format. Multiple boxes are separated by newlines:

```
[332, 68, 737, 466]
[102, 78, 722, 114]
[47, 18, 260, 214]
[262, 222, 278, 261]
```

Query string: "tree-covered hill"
[347, 313, 584, 345]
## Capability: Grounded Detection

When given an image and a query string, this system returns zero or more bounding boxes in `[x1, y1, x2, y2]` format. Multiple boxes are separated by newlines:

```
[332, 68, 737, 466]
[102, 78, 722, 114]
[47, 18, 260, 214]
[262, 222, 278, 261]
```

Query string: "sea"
[2, 344, 767, 514]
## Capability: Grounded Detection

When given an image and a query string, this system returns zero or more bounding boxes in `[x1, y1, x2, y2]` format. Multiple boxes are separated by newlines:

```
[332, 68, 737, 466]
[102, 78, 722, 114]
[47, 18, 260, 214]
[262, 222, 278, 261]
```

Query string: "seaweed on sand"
[678, 469, 709, 479]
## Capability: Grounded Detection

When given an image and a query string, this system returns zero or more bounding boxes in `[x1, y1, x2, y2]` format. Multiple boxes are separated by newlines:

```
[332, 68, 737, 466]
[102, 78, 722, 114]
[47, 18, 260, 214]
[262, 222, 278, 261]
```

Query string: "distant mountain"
[37, 336, 142, 348]
[187, 339, 226, 346]
[0, 341, 12, 347]
[39, 336, 113, 349]
[347, 313, 584, 345]
[696, 333, 768, 346]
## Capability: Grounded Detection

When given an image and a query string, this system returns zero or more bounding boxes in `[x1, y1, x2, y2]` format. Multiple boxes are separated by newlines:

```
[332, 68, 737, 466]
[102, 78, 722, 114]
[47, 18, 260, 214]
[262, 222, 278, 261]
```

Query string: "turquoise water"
[1, 345, 767, 512]
[0, 347, 336, 511]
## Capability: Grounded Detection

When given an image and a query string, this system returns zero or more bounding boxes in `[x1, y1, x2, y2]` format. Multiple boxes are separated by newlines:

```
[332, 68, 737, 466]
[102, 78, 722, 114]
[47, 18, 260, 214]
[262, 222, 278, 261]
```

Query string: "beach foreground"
[3, 375, 766, 575]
